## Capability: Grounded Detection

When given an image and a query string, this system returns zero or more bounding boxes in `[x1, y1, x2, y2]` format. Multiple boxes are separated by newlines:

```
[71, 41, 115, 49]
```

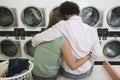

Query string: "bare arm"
[61, 40, 91, 70]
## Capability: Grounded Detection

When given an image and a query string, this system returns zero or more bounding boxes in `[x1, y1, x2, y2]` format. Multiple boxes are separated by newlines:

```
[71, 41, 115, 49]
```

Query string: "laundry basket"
[0, 60, 33, 80]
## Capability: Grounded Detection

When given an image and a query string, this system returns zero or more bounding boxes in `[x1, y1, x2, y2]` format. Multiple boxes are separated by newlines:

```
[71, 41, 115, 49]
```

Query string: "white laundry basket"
[0, 60, 33, 80]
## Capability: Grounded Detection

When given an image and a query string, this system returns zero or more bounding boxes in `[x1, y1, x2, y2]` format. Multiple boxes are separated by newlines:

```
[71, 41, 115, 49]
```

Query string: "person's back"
[32, 37, 65, 77]
[32, 7, 66, 80]
[59, 17, 98, 58]
[56, 1, 101, 75]
[57, 17, 100, 74]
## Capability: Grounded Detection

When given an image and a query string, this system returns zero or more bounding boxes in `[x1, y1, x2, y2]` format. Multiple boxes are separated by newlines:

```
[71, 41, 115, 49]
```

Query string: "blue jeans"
[32, 68, 61, 80]
[61, 65, 94, 79]
[32, 73, 59, 80]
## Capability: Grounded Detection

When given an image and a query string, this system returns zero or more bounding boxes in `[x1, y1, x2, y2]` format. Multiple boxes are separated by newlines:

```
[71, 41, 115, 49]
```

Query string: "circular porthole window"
[0, 39, 18, 57]
[81, 7, 100, 26]
[24, 40, 35, 57]
[0, 7, 14, 28]
[107, 7, 120, 29]
[103, 40, 120, 58]
[21, 7, 43, 28]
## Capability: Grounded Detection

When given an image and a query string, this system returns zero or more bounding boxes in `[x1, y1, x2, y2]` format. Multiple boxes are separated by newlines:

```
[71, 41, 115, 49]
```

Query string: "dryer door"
[0, 7, 14, 28]
[103, 40, 120, 58]
[0, 39, 18, 57]
[81, 7, 100, 27]
[107, 7, 120, 29]
[22, 7, 43, 28]
[24, 40, 35, 57]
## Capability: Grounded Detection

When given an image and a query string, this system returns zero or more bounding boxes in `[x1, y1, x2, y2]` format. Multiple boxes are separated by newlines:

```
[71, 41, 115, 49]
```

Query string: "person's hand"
[86, 51, 93, 60]
[89, 51, 92, 55]
[86, 53, 91, 60]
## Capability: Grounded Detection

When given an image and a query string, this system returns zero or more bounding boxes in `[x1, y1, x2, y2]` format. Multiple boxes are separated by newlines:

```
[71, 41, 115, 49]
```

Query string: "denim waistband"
[61, 65, 94, 79]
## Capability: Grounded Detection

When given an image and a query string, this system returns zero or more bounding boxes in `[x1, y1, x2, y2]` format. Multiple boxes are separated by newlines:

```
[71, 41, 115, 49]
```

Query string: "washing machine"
[20, 36, 35, 60]
[19, 0, 64, 60]
[0, 5, 18, 31]
[79, 2, 103, 28]
[0, 3, 19, 60]
[0, 0, 46, 31]
[0, 37, 21, 60]
[100, 37, 120, 61]
[21, 6, 46, 30]
[16, 0, 46, 32]
[9, 0, 46, 59]
[103, 0, 120, 31]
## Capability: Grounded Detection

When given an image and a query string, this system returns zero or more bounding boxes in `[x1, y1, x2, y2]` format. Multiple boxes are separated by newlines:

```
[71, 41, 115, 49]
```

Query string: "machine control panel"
[14, 28, 23, 40]
[102, 28, 108, 40]
[97, 28, 108, 40]
[0, 31, 14, 37]
[97, 28, 120, 40]
[0, 28, 120, 40]
[0, 28, 40, 40]
[97, 28, 103, 40]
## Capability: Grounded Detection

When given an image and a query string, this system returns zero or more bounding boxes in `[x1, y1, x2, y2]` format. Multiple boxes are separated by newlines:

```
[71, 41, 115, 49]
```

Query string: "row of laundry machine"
[0, 0, 120, 62]
[0, 0, 48, 61]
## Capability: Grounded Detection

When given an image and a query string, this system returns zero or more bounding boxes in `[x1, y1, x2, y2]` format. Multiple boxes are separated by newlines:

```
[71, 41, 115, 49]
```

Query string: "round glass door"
[24, 40, 35, 57]
[22, 7, 43, 28]
[81, 7, 100, 26]
[0, 7, 14, 28]
[103, 40, 120, 58]
[107, 7, 120, 28]
[1, 40, 18, 57]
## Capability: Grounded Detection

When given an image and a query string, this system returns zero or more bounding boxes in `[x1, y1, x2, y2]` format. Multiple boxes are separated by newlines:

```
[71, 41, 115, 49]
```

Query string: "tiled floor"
[57, 65, 120, 80]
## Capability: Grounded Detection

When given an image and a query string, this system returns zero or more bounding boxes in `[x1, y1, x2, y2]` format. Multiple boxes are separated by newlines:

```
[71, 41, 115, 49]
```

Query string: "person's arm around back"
[61, 40, 91, 70]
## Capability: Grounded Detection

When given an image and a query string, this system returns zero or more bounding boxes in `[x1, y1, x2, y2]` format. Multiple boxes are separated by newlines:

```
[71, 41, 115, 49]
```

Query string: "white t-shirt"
[32, 16, 102, 74]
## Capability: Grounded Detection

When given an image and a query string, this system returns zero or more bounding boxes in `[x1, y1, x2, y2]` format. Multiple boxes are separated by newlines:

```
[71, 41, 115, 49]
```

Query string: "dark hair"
[59, 1, 80, 15]
[48, 7, 65, 28]
[41, 7, 65, 32]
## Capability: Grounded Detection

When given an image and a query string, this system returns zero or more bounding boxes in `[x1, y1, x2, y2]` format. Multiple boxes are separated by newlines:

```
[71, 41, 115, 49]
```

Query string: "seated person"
[32, 7, 92, 80]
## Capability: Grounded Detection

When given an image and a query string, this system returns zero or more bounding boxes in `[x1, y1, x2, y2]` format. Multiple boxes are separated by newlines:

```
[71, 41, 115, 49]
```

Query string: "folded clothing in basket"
[6, 58, 29, 77]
